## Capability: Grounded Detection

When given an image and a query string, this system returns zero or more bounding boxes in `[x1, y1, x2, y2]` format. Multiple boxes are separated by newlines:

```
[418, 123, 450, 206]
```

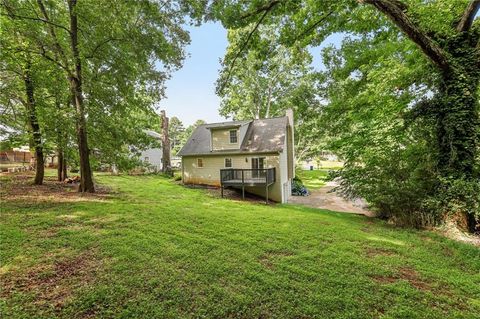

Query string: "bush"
[334, 144, 480, 231]
[292, 176, 309, 196]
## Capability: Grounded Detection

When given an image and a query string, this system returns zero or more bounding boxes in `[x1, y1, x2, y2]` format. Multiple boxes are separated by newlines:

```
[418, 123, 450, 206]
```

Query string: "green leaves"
[1, 0, 205, 172]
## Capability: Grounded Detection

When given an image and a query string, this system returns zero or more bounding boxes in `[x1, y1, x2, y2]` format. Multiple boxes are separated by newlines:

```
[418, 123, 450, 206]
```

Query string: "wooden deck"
[221, 178, 269, 187]
[220, 168, 276, 203]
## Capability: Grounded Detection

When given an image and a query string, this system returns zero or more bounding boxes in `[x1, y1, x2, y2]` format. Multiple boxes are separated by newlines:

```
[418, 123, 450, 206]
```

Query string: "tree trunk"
[436, 73, 478, 178]
[57, 149, 64, 181]
[435, 33, 480, 232]
[57, 148, 68, 181]
[68, 0, 94, 192]
[265, 84, 272, 119]
[23, 62, 44, 185]
[55, 98, 68, 182]
[62, 155, 68, 180]
[160, 110, 172, 176]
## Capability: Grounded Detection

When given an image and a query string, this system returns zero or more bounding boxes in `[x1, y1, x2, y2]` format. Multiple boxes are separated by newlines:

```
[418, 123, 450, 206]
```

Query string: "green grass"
[296, 169, 330, 190]
[1, 174, 479, 318]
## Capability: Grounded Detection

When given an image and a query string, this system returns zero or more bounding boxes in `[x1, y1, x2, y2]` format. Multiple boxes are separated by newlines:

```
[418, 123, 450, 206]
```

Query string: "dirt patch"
[194, 185, 270, 204]
[0, 173, 113, 204]
[1, 249, 103, 310]
[258, 250, 295, 269]
[370, 267, 431, 291]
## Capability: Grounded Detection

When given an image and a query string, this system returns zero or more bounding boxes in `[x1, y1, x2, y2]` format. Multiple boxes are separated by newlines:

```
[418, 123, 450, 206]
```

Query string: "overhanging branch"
[456, 0, 480, 32]
[0, 12, 71, 34]
[218, 3, 279, 94]
[239, 0, 281, 20]
[294, 11, 334, 42]
[360, 0, 450, 72]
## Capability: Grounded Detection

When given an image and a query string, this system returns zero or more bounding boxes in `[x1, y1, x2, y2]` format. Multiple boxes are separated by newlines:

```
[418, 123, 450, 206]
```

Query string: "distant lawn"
[1, 174, 479, 318]
[296, 169, 330, 190]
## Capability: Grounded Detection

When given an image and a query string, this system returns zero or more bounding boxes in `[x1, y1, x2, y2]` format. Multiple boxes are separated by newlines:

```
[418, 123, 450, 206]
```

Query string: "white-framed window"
[144, 157, 149, 163]
[229, 130, 238, 143]
[225, 158, 232, 168]
[197, 158, 203, 168]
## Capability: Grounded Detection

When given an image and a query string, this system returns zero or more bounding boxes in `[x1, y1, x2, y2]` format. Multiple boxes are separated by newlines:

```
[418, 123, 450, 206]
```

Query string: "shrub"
[292, 176, 309, 196]
[334, 144, 480, 231]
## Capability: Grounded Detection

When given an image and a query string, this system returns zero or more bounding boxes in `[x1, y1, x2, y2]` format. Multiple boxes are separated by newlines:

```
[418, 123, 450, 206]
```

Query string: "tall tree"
[217, 24, 316, 120]
[2, 0, 203, 189]
[212, 0, 480, 230]
[169, 116, 185, 154]
[217, 24, 323, 160]
[0, 18, 46, 184]
[22, 58, 44, 184]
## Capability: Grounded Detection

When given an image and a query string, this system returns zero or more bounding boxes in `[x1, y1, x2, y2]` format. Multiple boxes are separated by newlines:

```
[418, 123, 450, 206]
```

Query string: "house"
[139, 130, 163, 171]
[178, 109, 295, 203]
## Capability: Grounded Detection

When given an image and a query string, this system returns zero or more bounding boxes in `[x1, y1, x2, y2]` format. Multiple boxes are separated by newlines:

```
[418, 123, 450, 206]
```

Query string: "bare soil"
[0, 173, 113, 203]
[0, 250, 103, 310]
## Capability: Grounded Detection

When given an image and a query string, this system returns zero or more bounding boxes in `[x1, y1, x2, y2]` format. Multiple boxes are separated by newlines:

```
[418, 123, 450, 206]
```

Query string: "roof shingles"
[178, 117, 287, 156]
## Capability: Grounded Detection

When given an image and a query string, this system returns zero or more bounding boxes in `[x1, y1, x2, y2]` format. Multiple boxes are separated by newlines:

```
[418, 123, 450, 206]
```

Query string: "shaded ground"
[0, 173, 113, 204]
[289, 180, 374, 217]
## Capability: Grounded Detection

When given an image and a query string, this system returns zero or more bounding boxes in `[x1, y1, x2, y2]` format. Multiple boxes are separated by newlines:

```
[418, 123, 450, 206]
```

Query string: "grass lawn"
[296, 169, 330, 190]
[1, 174, 479, 318]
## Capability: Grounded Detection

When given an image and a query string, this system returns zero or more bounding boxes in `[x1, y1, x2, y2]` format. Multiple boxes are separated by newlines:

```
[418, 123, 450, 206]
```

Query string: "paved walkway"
[288, 181, 374, 217]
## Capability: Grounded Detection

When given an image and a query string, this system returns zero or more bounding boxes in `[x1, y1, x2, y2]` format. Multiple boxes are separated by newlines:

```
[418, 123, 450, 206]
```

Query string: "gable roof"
[177, 117, 288, 156]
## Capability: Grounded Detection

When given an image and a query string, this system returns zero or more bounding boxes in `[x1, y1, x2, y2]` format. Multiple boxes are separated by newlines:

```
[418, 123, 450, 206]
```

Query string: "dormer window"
[229, 130, 238, 143]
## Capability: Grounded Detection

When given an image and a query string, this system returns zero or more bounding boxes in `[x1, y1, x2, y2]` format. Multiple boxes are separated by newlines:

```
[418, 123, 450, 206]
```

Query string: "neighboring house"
[178, 109, 295, 203]
[171, 156, 181, 168]
[140, 130, 163, 171]
[0, 146, 33, 164]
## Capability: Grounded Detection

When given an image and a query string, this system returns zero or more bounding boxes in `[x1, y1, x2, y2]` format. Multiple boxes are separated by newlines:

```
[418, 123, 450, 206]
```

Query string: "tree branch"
[35, 0, 72, 76]
[218, 4, 277, 94]
[360, 0, 450, 72]
[84, 37, 121, 59]
[0, 12, 71, 34]
[239, 0, 281, 20]
[456, 0, 480, 32]
[294, 11, 334, 42]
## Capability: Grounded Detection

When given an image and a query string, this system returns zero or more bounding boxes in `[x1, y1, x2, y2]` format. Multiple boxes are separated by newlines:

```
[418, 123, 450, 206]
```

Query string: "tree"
[217, 25, 315, 118]
[217, 24, 323, 160]
[2, 0, 203, 190]
[212, 0, 480, 230]
[0, 18, 46, 184]
[169, 116, 185, 155]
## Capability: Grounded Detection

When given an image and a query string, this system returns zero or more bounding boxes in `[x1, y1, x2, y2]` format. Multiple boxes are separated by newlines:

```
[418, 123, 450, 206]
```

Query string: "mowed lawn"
[1, 175, 479, 318]
[296, 169, 329, 190]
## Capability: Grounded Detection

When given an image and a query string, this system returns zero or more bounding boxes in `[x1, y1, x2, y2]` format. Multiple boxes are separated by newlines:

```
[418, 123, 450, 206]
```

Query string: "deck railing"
[220, 168, 276, 185]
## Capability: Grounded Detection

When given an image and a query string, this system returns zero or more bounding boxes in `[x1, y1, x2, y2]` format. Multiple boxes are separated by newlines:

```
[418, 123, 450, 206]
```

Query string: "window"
[144, 157, 149, 163]
[197, 158, 203, 168]
[225, 158, 232, 168]
[229, 130, 238, 143]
